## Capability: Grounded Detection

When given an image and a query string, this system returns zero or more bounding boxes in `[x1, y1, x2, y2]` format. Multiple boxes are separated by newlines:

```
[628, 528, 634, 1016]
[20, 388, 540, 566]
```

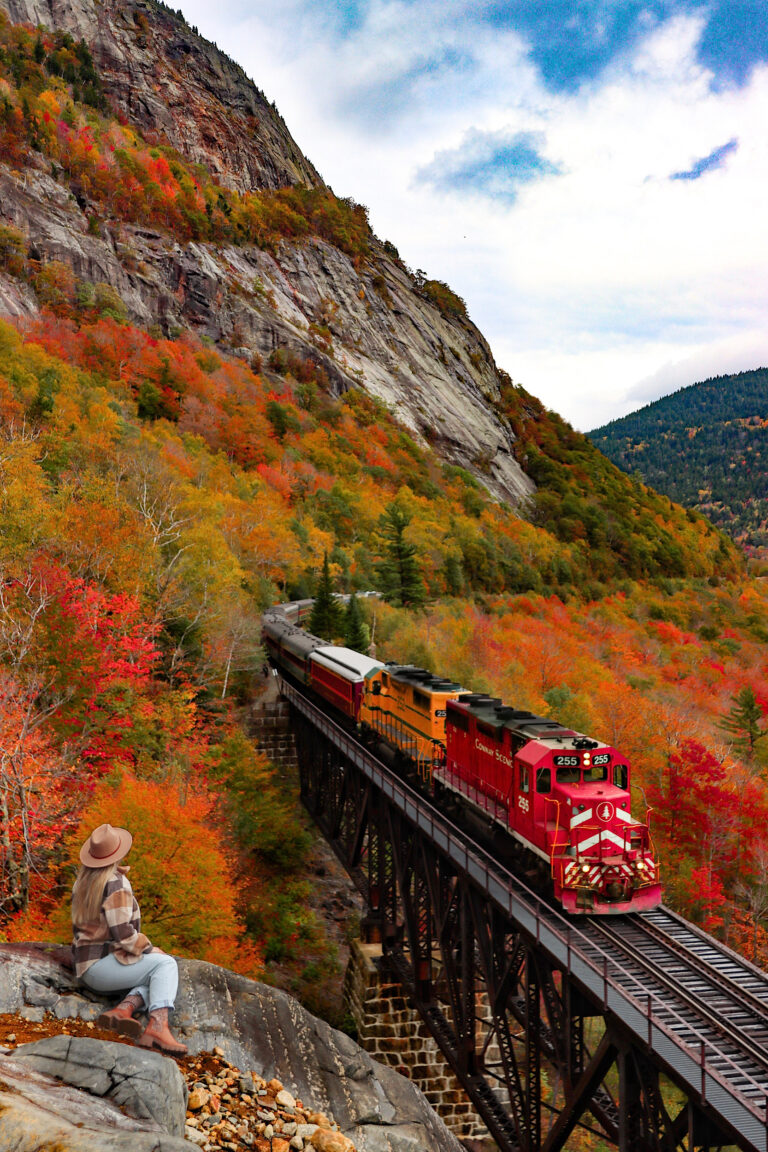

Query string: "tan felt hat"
[79, 823, 132, 868]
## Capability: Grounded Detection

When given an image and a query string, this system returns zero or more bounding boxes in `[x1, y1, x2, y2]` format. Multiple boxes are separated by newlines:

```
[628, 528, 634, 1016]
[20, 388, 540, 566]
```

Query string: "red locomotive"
[436, 694, 660, 914]
[263, 603, 661, 914]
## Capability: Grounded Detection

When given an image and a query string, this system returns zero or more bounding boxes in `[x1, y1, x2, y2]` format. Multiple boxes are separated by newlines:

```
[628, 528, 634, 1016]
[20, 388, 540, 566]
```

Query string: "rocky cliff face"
[0, 0, 535, 506]
[0, 943, 463, 1152]
[0, 0, 321, 193]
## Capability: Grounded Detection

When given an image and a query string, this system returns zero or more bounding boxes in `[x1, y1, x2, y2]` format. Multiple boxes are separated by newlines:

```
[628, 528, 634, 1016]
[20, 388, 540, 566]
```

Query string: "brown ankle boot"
[97, 994, 144, 1039]
[137, 1007, 187, 1054]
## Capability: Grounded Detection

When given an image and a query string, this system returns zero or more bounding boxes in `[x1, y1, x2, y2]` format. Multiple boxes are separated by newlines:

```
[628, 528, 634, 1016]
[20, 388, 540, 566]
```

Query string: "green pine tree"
[718, 686, 767, 757]
[376, 504, 425, 608]
[443, 552, 464, 596]
[309, 553, 342, 641]
[344, 593, 370, 652]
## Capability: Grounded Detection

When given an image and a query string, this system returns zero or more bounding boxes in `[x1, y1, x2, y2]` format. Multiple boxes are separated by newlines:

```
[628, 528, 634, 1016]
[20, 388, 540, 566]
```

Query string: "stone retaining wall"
[344, 940, 496, 1148]
[250, 699, 298, 769]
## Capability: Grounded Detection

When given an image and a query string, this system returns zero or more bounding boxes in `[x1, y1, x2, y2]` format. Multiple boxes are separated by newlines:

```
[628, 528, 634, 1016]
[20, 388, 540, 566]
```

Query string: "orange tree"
[43, 774, 261, 976]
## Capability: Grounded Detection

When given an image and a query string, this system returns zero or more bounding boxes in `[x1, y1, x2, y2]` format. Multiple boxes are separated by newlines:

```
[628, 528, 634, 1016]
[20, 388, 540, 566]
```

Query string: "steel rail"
[283, 681, 768, 1152]
[582, 917, 768, 1092]
[642, 906, 768, 1011]
[615, 909, 768, 1029]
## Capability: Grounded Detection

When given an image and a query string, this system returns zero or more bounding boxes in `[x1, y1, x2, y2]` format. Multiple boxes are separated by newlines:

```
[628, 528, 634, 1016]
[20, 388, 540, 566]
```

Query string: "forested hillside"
[0, 0, 762, 1017]
[590, 368, 768, 548]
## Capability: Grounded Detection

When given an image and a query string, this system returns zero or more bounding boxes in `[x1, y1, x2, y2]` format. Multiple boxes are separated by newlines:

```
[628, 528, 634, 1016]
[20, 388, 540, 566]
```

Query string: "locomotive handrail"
[283, 680, 768, 1151]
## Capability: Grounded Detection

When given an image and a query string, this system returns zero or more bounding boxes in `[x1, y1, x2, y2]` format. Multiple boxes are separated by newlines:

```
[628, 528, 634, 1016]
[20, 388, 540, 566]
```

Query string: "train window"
[536, 767, 551, 794]
[583, 764, 608, 783]
[413, 689, 430, 710]
[371, 682, 381, 695]
[519, 764, 529, 793]
[556, 765, 581, 784]
[381, 672, 389, 687]
[614, 763, 628, 789]
[450, 710, 469, 732]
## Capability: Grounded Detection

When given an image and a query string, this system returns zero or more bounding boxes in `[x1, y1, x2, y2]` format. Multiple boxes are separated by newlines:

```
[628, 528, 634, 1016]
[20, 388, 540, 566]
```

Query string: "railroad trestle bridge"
[284, 681, 768, 1152]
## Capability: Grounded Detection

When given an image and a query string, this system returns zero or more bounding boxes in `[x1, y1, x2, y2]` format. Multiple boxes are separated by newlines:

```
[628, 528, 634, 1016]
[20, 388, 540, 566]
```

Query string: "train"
[262, 601, 661, 915]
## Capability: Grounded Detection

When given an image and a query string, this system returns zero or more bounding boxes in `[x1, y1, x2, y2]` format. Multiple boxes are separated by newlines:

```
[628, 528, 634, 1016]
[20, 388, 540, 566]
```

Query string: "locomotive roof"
[383, 664, 465, 693]
[448, 694, 603, 745]
[311, 646, 385, 680]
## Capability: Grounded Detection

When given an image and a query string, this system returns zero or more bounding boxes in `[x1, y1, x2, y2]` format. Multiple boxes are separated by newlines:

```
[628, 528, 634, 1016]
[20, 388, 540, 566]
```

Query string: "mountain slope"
[590, 369, 768, 548]
[0, 0, 743, 581]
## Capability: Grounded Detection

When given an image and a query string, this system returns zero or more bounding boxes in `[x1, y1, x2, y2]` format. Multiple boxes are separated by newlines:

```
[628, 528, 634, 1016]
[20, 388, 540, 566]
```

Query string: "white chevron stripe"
[569, 808, 594, 829]
[576, 829, 628, 853]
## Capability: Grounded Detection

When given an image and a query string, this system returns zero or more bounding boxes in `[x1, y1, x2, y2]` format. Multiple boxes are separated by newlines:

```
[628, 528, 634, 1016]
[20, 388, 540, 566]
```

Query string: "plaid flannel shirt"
[72, 866, 152, 978]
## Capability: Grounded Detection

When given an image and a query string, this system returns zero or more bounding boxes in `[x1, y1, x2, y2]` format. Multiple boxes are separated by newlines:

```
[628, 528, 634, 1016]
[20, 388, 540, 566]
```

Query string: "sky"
[177, 0, 768, 430]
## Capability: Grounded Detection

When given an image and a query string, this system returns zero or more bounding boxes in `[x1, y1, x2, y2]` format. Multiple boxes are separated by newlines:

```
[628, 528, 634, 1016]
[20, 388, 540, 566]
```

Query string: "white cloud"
[625, 332, 768, 409]
[177, 0, 768, 428]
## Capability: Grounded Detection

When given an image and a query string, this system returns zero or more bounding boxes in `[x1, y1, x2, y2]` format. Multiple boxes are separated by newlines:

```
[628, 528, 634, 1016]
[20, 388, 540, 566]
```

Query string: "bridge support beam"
[543, 1032, 617, 1152]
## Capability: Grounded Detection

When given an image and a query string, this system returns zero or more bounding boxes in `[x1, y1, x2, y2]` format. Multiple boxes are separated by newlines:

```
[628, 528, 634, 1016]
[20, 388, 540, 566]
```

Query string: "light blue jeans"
[81, 951, 179, 1013]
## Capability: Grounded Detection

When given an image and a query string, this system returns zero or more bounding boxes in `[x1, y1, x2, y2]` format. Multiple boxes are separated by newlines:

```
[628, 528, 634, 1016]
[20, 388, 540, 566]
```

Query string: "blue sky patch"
[697, 1, 768, 88]
[671, 137, 739, 181]
[485, 1, 665, 92]
[417, 129, 561, 204]
[326, 0, 768, 94]
[484, 1, 768, 91]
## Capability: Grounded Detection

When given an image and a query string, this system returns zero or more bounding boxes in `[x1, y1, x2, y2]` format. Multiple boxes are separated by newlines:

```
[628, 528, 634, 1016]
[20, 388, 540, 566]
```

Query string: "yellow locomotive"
[361, 665, 467, 779]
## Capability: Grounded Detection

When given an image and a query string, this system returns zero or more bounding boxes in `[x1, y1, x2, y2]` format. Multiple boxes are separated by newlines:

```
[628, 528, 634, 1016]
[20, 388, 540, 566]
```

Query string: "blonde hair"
[71, 863, 117, 926]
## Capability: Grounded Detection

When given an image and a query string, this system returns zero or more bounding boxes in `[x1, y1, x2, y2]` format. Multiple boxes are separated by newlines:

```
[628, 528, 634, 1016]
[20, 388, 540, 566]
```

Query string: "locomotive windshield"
[556, 764, 580, 784]
[551, 750, 612, 786]
[554, 763, 610, 784]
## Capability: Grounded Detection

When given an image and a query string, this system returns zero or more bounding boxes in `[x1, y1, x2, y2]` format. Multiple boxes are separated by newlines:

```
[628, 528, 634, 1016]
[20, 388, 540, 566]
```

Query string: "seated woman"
[71, 822, 187, 1054]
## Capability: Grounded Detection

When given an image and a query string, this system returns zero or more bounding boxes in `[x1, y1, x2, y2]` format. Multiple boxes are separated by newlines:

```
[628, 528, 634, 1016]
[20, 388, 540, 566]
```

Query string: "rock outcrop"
[0, 159, 534, 505]
[0, 944, 464, 1152]
[0, 0, 536, 507]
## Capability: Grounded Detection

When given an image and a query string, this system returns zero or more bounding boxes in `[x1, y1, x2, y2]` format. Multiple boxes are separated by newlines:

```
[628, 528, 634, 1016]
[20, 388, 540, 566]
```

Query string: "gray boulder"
[11, 1035, 187, 1136]
[0, 1052, 188, 1151]
[170, 957, 464, 1151]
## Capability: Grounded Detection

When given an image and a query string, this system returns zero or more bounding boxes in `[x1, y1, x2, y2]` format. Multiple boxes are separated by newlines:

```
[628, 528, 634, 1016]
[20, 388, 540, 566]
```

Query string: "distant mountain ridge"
[590, 368, 768, 548]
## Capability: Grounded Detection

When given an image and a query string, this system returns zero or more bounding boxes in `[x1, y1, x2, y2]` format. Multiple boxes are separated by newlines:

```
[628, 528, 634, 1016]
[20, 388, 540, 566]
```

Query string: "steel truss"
[288, 687, 756, 1152]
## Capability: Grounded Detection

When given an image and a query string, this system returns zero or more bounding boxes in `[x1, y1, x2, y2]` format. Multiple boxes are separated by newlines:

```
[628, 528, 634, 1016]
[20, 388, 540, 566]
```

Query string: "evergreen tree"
[443, 552, 464, 596]
[309, 553, 342, 640]
[376, 504, 425, 608]
[718, 687, 767, 757]
[344, 593, 370, 652]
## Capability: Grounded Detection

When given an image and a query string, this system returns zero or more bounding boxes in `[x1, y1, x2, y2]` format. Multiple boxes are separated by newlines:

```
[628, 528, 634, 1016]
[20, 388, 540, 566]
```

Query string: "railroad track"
[581, 906, 768, 1103]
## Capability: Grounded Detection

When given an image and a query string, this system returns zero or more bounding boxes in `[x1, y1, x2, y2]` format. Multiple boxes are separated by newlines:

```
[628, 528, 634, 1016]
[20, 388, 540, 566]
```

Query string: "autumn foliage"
[0, 4, 765, 1000]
